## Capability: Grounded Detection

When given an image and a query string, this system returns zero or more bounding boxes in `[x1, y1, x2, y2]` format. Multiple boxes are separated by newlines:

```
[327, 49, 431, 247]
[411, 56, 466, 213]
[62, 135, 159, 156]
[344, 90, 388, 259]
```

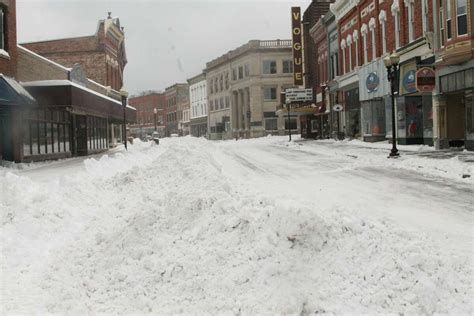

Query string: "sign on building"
[291, 7, 303, 86]
[285, 88, 312, 103]
[416, 67, 436, 92]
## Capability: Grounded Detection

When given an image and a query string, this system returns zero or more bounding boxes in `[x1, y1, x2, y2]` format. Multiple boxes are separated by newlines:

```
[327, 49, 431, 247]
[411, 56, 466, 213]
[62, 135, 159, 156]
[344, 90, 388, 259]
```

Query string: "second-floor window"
[456, 0, 467, 36]
[238, 66, 244, 79]
[447, 0, 452, 39]
[0, 7, 5, 51]
[282, 60, 293, 73]
[439, 0, 446, 46]
[264, 87, 277, 100]
[263, 60, 277, 74]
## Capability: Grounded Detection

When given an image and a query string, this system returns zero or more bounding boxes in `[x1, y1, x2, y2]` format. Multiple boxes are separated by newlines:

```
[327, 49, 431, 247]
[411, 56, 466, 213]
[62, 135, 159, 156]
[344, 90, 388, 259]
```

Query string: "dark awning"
[22, 80, 136, 122]
[0, 74, 37, 107]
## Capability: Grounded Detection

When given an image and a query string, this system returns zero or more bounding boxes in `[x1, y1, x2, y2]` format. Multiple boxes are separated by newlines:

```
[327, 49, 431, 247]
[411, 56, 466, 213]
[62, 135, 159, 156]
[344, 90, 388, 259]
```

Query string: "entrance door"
[0, 111, 13, 161]
[447, 93, 465, 147]
[74, 115, 88, 156]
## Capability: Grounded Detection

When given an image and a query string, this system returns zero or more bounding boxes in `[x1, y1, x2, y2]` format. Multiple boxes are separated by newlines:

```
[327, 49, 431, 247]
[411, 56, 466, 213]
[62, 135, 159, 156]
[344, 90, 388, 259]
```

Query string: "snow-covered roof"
[21, 80, 136, 110]
[17, 45, 72, 72]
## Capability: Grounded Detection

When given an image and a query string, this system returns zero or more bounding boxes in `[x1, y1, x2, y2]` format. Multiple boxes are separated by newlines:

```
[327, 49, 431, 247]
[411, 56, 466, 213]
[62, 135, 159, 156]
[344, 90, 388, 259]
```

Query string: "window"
[284, 117, 298, 130]
[379, 11, 387, 54]
[422, 0, 429, 33]
[263, 60, 277, 74]
[347, 35, 352, 71]
[225, 96, 230, 108]
[238, 66, 244, 79]
[0, 7, 5, 51]
[225, 72, 229, 89]
[220, 97, 224, 109]
[440, 1, 446, 46]
[265, 118, 278, 131]
[210, 100, 214, 111]
[23, 110, 71, 157]
[447, 0, 452, 39]
[353, 31, 359, 67]
[407, 0, 415, 42]
[232, 68, 237, 81]
[244, 64, 250, 77]
[263, 87, 277, 101]
[457, 0, 467, 36]
[370, 27, 376, 61]
[219, 75, 224, 91]
[361, 25, 368, 64]
[341, 39, 346, 74]
[282, 60, 293, 73]
[214, 77, 218, 92]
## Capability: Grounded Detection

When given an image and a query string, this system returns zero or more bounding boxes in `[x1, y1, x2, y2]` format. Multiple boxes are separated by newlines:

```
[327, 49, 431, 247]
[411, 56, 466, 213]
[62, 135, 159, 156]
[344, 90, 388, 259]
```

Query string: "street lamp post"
[153, 108, 158, 131]
[120, 89, 129, 151]
[384, 52, 400, 158]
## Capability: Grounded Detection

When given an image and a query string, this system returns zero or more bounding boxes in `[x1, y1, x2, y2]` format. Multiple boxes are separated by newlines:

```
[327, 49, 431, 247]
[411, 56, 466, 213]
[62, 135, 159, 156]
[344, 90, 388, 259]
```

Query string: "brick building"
[0, 0, 17, 77]
[164, 83, 189, 137]
[432, 0, 473, 150]
[22, 12, 127, 92]
[329, 0, 436, 144]
[128, 91, 166, 139]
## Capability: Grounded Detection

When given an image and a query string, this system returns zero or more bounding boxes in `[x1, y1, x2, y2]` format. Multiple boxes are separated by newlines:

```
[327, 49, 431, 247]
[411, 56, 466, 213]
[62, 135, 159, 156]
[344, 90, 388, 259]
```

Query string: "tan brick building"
[206, 40, 296, 140]
[22, 12, 127, 92]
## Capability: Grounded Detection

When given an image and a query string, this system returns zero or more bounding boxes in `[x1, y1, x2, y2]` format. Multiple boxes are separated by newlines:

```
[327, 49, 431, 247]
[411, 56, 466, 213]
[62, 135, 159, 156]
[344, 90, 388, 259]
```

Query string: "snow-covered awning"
[21, 80, 136, 122]
[0, 74, 36, 107]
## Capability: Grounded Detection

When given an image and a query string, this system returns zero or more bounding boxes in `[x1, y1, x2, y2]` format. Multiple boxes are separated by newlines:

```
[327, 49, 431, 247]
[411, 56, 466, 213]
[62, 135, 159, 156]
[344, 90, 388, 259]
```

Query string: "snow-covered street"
[1, 136, 473, 314]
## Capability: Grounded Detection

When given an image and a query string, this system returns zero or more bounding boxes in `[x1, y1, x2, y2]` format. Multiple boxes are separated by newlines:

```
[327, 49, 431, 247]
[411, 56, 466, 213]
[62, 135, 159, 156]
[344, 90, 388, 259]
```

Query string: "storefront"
[19, 80, 136, 162]
[437, 66, 474, 150]
[397, 59, 434, 145]
[344, 86, 360, 138]
[358, 60, 390, 142]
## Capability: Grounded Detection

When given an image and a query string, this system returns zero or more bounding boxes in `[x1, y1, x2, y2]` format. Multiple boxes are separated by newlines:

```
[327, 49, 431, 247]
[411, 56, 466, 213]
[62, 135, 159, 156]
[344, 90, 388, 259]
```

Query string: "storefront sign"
[416, 67, 436, 92]
[403, 70, 417, 94]
[291, 7, 303, 86]
[366, 72, 379, 93]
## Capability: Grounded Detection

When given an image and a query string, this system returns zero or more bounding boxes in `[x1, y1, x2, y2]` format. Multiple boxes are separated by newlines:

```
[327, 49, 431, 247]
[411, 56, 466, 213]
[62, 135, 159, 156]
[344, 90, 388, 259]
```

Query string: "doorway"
[74, 115, 88, 156]
[446, 93, 465, 147]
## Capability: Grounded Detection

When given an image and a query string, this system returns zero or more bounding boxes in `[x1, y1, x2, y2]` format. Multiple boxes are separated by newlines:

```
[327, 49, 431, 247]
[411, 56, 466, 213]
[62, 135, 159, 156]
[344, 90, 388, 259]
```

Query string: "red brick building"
[22, 12, 127, 92]
[0, 0, 17, 77]
[128, 92, 166, 139]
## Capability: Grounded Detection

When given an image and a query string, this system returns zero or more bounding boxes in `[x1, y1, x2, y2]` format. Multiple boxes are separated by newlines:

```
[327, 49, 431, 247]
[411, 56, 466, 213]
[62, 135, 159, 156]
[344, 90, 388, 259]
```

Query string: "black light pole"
[384, 52, 400, 158]
[120, 89, 129, 151]
[287, 103, 292, 142]
[153, 108, 158, 131]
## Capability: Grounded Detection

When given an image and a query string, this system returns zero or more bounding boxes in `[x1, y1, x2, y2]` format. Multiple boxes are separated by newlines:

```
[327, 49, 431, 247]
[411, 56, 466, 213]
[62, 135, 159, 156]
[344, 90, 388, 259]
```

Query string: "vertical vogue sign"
[291, 7, 303, 86]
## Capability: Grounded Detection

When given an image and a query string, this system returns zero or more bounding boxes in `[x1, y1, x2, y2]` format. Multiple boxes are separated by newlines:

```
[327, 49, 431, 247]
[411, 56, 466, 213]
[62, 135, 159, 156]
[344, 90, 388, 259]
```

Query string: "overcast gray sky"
[17, 0, 311, 95]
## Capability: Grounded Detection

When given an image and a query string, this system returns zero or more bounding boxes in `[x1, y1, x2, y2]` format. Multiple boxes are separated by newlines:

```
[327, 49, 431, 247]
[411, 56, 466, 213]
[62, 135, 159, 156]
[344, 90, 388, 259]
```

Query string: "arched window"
[379, 11, 387, 54]
[0, 5, 6, 51]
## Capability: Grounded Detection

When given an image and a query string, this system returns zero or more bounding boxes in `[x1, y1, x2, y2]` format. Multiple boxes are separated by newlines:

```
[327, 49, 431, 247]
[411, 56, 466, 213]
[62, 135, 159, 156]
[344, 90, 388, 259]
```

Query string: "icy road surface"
[1, 136, 473, 314]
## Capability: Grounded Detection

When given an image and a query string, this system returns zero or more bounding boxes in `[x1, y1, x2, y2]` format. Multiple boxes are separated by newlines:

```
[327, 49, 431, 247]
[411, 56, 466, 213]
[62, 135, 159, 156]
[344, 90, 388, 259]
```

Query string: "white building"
[187, 72, 208, 137]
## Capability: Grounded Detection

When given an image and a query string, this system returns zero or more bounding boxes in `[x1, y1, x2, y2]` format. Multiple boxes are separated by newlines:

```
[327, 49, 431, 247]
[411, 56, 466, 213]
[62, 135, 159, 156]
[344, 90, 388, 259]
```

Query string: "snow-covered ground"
[1, 136, 472, 314]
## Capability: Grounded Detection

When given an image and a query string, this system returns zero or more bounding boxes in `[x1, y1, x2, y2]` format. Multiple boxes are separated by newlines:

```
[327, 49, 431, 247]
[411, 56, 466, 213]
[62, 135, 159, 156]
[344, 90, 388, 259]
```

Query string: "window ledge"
[0, 49, 10, 60]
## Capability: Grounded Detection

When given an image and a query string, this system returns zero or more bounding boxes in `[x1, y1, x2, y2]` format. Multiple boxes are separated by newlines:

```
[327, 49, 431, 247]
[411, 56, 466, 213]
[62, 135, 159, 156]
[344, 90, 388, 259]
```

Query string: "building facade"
[206, 39, 296, 140]
[433, 0, 473, 150]
[0, 0, 17, 77]
[22, 12, 127, 92]
[164, 83, 188, 137]
[187, 72, 208, 137]
[128, 92, 166, 139]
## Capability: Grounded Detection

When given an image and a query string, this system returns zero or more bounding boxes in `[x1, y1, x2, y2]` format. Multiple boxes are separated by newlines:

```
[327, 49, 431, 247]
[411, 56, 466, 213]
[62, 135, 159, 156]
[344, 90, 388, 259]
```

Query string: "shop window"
[456, 0, 467, 36]
[282, 60, 293, 73]
[265, 118, 278, 131]
[263, 60, 277, 74]
[263, 87, 277, 101]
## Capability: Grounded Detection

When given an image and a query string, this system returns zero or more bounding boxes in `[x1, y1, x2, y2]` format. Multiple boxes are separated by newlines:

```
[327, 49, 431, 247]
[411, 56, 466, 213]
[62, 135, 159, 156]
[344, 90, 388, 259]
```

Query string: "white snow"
[1, 136, 472, 314]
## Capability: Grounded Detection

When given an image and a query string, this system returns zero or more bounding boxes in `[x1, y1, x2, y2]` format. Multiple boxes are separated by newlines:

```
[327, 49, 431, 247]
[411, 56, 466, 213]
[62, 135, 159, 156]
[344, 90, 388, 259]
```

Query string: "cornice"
[331, 0, 359, 22]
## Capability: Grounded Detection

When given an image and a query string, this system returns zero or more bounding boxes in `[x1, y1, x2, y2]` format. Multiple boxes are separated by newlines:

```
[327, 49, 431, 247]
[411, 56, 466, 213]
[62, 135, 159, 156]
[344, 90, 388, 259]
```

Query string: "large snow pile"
[1, 137, 472, 314]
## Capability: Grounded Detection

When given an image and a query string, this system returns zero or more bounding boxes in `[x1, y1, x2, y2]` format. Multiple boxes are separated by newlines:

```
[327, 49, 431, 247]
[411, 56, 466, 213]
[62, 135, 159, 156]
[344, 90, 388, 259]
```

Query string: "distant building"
[187, 72, 208, 137]
[128, 92, 166, 139]
[164, 83, 189, 137]
[22, 12, 127, 92]
[206, 39, 295, 140]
